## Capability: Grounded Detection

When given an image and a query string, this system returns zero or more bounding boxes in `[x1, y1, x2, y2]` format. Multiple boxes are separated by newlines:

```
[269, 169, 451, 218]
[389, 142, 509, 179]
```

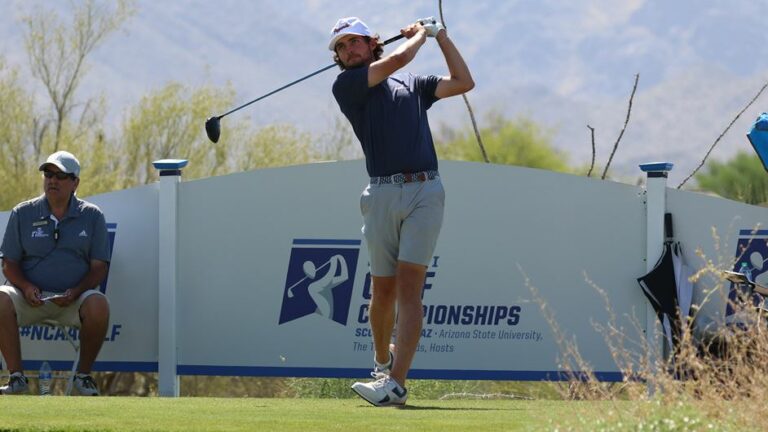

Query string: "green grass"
[0, 397, 576, 432]
[0, 396, 739, 431]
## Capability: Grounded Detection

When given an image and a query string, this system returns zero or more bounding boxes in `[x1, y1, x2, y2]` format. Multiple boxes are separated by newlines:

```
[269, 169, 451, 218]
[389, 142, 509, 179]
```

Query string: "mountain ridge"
[1, 0, 767, 184]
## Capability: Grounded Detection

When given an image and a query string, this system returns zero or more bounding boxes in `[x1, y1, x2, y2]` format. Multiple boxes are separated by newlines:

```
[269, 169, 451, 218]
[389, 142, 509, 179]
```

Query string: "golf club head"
[205, 116, 221, 143]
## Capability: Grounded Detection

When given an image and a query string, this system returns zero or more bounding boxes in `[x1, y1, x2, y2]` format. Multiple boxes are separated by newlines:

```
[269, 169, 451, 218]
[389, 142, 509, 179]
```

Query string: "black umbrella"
[637, 213, 687, 352]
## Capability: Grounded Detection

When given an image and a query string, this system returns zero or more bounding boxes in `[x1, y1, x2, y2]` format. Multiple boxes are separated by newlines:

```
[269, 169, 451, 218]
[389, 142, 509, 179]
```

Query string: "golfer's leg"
[362, 183, 400, 365]
[389, 261, 427, 387]
[77, 294, 109, 373]
[307, 283, 332, 318]
[369, 276, 396, 365]
[0, 293, 22, 372]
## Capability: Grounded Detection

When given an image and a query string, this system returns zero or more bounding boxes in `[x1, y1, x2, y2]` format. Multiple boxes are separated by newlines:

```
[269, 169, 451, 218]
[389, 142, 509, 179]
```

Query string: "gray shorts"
[360, 177, 445, 276]
[0, 285, 107, 327]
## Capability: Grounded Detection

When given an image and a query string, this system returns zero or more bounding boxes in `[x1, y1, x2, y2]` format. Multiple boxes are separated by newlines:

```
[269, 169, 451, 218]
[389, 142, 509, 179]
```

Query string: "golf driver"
[205, 33, 405, 143]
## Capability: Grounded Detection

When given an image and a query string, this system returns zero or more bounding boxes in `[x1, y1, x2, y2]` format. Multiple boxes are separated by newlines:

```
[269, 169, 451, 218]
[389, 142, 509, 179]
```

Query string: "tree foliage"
[23, 0, 135, 153]
[232, 124, 319, 172]
[0, 1, 137, 205]
[120, 82, 320, 187]
[0, 59, 38, 210]
[0, 0, 326, 209]
[437, 113, 570, 173]
[120, 82, 235, 187]
[695, 151, 768, 205]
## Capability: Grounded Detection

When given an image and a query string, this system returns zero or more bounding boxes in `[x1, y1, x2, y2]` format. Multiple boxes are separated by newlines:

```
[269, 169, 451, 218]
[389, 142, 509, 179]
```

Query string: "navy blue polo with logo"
[0, 194, 110, 293]
[332, 67, 441, 177]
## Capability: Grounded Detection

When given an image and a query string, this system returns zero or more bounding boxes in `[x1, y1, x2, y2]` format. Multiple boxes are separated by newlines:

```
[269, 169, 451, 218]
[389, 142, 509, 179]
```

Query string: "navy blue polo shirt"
[332, 67, 441, 177]
[0, 194, 110, 293]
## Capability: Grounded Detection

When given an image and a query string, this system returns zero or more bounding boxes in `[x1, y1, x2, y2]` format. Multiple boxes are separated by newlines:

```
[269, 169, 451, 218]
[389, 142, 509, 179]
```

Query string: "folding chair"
[40, 319, 80, 396]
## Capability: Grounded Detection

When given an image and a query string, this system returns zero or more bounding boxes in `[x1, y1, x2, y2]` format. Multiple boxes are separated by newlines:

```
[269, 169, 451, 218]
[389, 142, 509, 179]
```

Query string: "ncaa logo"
[278, 239, 361, 326]
[727, 229, 768, 315]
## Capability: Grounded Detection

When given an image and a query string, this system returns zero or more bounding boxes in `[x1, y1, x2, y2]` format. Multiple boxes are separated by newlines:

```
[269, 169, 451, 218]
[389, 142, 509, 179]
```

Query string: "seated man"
[0, 151, 111, 395]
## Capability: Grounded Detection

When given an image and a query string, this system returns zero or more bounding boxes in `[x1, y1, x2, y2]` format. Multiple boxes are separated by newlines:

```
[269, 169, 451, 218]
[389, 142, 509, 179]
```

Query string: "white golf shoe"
[351, 375, 408, 407]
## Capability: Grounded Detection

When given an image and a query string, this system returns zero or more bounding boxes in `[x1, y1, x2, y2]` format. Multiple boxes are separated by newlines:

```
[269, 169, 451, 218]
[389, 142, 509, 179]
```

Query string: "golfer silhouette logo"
[726, 229, 768, 316]
[752, 250, 768, 288]
[288, 255, 349, 319]
[279, 240, 360, 325]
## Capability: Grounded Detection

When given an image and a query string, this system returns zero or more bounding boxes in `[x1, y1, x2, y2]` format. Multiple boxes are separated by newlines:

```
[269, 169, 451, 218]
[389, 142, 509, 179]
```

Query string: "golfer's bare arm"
[433, 30, 474, 98]
[367, 26, 427, 87]
[367, 24, 473, 98]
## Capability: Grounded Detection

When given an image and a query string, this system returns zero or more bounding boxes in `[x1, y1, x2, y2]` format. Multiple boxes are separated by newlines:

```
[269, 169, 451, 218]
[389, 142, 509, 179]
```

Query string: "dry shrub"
[523, 246, 768, 429]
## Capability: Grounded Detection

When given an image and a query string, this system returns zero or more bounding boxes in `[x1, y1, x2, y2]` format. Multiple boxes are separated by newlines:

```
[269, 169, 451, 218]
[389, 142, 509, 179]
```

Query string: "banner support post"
[639, 161, 674, 394]
[153, 158, 188, 397]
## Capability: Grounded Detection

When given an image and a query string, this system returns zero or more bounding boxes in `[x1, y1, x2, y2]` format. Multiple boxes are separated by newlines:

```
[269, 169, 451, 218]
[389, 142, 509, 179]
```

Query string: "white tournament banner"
[0, 160, 765, 382]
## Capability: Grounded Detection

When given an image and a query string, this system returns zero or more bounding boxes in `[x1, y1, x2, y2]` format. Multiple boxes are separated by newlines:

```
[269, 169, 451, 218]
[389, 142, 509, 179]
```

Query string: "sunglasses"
[43, 170, 75, 180]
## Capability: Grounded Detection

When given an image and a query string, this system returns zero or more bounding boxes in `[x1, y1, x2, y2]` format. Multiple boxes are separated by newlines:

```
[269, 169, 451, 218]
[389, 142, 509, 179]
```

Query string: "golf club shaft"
[286, 259, 333, 297]
[218, 33, 405, 119]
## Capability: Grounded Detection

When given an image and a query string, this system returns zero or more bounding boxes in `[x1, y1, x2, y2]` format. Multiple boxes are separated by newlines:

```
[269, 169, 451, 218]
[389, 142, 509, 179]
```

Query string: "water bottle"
[740, 262, 753, 282]
[39, 361, 52, 396]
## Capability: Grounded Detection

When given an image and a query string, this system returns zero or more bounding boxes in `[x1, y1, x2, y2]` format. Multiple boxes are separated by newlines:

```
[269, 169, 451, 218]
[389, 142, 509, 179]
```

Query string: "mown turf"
[0, 397, 571, 432]
[0, 396, 741, 431]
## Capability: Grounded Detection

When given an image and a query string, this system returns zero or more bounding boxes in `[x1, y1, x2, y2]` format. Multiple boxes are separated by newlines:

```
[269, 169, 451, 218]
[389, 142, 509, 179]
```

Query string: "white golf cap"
[39, 150, 80, 177]
[329, 17, 372, 51]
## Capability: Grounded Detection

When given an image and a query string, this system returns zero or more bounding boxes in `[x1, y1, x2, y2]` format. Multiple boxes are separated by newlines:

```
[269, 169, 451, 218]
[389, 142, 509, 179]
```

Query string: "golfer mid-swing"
[330, 16, 474, 406]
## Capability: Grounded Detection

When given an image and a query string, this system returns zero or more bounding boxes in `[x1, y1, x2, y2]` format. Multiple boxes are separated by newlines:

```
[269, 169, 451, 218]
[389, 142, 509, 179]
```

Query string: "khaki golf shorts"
[360, 177, 445, 277]
[0, 285, 106, 327]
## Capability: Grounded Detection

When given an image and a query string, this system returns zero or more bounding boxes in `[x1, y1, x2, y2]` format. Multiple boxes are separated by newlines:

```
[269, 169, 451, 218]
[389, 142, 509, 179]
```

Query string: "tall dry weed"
[523, 228, 768, 429]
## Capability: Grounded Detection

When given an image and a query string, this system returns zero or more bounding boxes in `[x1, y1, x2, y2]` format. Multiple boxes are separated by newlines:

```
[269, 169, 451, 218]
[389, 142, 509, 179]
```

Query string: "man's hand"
[417, 17, 445, 38]
[50, 289, 79, 307]
[22, 285, 43, 307]
[372, 20, 429, 87]
[400, 22, 426, 39]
